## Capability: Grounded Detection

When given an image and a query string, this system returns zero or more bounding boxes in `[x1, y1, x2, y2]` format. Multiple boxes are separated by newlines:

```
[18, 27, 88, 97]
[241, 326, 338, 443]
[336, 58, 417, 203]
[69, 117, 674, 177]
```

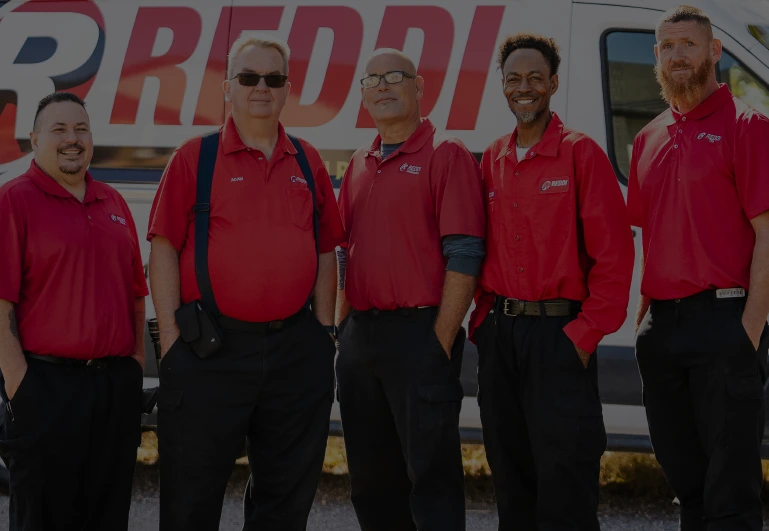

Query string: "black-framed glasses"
[360, 70, 415, 89]
[231, 72, 288, 88]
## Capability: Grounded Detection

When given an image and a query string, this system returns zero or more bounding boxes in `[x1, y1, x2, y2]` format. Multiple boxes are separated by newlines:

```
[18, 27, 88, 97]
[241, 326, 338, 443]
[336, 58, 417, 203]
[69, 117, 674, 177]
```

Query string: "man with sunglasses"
[335, 48, 486, 530]
[147, 35, 344, 531]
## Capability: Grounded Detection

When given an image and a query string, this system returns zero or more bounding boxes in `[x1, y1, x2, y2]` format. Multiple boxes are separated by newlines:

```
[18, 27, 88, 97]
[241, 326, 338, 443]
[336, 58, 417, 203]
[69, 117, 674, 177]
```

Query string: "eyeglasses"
[231, 72, 288, 88]
[360, 70, 415, 89]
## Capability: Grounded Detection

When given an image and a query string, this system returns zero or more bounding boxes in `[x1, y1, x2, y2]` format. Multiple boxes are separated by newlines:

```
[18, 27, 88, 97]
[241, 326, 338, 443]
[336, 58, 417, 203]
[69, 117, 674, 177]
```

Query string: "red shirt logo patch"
[539, 177, 569, 194]
[110, 214, 127, 226]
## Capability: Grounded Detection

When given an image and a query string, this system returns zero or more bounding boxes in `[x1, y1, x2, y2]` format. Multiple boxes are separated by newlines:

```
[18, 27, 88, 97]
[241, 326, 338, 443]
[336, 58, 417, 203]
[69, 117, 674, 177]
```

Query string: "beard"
[514, 109, 542, 123]
[59, 163, 84, 175]
[655, 55, 713, 110]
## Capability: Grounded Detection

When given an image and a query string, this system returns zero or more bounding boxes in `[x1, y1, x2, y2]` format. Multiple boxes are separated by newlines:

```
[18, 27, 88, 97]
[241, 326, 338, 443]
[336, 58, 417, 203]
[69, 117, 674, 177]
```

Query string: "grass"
[137, 431, 769, 501]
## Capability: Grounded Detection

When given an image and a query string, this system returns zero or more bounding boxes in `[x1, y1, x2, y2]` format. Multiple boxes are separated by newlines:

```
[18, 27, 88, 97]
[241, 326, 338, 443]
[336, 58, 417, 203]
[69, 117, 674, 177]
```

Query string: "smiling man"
[468, 34, 634, 530]
[148, 35, 344, 530]
[335, 48, 485, 530]
[629, 6, 769, 530]
[0, 92, 148, 531]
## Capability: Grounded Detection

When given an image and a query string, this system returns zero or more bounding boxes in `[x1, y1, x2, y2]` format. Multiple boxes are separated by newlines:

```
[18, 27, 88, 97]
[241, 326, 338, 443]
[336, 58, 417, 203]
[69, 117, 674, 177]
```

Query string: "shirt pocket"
[285, 187, 313, 231]
[531, 176, 574, 244]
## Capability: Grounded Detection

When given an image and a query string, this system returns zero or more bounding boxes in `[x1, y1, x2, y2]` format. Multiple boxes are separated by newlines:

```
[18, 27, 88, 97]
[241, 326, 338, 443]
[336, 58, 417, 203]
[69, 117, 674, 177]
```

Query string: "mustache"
[668, 59, 692, 70]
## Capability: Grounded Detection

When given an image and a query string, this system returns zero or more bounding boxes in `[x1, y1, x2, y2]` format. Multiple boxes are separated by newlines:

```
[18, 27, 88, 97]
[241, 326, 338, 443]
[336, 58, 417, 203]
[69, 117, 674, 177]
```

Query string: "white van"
[1, 0, 768, 455]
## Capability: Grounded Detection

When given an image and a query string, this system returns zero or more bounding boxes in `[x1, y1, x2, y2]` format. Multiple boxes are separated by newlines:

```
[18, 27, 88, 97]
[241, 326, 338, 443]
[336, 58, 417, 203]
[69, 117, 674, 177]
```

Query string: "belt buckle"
[502, 298, 520, 317]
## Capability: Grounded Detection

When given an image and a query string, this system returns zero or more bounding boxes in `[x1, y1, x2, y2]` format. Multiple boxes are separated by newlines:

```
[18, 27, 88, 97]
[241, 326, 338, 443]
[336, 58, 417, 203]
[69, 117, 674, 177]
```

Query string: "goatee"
[655, 55, 713, 110]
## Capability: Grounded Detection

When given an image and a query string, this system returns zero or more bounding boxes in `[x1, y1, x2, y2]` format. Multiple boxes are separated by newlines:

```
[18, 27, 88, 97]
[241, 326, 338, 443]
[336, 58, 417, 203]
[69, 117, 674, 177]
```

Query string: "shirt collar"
[221, 113, 298, 156]
[366, 118, 436, 158]
[26, 160, 106, 202]
[670, 83, 731, 122]
[497, 112, 565, 161]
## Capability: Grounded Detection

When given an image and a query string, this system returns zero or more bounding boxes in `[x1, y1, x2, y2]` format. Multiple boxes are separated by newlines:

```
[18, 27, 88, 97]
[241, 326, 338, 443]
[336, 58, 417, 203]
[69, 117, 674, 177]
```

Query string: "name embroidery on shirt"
[538, 177, 569, 194]
[697, 132, 722, 143]
[110, 214, 127, 226]
[290, 175, 307, 185]
[398, 163, 422, 175]
[231, 176, 244, 182]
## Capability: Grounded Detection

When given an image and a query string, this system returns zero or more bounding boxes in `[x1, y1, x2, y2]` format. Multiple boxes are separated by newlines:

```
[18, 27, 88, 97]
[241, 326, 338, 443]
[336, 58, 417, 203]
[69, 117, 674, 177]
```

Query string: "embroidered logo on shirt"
[231, 176, 244, 182]
[538, 177, 569, 194]
[290, 175, 307, 185]
[110, 214, 127, 226]
[398, 163, 422, 175]
[697, 132, 722, 143]
[488, 190, 496, 201]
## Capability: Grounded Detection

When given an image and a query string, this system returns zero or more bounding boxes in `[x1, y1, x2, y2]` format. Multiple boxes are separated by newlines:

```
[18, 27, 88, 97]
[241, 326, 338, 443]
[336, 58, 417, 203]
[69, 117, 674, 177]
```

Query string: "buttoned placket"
[504, 145, 537, 293]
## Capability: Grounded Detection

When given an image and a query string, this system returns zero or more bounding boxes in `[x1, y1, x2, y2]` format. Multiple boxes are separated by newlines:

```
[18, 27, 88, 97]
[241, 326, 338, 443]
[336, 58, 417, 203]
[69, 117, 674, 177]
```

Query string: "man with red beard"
[468, 34, 634, 530]
[629, 6, 769, 530]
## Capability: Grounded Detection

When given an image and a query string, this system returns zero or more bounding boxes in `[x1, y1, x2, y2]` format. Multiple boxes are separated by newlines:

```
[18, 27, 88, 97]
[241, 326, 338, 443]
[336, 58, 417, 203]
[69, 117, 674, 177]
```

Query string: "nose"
[64, 129, 78, 144]
[517, 77, 531, 92]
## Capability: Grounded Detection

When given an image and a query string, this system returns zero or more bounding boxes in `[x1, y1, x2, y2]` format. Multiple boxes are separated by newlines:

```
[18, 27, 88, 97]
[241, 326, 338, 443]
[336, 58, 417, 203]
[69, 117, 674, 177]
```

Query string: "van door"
[569, 1, 769, 446]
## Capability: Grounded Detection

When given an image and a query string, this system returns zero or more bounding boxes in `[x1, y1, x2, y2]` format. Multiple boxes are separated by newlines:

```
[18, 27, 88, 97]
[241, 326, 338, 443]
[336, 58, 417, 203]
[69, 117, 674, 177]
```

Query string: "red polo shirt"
[469, 114, 635, 354]
[339, 118, 485, 311]
[627, 84, 769, 300]
[0, 161, 148, 359]
[147, 114, 345, 322]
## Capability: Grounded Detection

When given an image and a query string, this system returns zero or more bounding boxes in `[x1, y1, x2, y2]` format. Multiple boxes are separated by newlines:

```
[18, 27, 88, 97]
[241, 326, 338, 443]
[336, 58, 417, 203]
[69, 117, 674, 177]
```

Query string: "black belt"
[651, 288, 747, 309]
[24, 352, 115, 368]
[494, 296, 579, 317]
[216, 309, 305, 334]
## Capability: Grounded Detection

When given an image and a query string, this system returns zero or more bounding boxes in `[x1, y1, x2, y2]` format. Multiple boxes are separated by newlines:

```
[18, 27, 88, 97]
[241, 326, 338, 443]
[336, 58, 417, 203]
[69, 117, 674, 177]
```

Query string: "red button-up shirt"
[627, 84, 769, 300]
[469, 114, 635, 354]
[339, 118, 486, 311]
[0, 161, 148, 359]
[147, 114, 345, 322]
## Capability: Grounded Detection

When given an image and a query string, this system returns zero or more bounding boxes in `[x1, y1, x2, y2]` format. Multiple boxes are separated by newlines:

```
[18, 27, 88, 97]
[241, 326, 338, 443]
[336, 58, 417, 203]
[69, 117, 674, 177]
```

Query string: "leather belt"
[216, 309, 305, 334]
[494, 296, 578, 317]
[25, 352, 113, 368]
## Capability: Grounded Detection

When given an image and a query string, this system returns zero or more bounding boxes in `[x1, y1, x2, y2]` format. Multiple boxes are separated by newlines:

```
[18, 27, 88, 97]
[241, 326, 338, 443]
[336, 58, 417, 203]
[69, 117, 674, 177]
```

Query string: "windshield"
[749, 24, 769, 51]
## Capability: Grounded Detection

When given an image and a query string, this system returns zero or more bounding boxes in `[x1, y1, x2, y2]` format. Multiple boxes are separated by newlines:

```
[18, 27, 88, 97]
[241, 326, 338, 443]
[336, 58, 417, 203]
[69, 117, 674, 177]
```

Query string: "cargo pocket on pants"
[417, 380, 464, 434]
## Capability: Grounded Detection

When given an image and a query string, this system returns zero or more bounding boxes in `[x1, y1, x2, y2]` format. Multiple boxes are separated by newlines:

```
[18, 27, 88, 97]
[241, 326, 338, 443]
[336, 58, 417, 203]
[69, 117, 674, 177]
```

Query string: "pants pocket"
[417, 380, 464, 436]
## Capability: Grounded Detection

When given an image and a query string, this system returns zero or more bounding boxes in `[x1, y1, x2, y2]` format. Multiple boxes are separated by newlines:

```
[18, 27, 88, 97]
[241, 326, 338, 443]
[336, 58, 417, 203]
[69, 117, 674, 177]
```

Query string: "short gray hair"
[227, 34, 290, 79]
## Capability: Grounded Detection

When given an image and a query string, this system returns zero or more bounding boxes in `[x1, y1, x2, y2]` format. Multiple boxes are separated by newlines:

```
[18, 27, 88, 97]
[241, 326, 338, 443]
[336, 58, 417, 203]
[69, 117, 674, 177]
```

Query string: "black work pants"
[636, 291, 768, 530]
[0, 355, 143, 531]
[157, 308, 336, 531]
[475, 304, 606, 531]
[336, 307, 466, 531]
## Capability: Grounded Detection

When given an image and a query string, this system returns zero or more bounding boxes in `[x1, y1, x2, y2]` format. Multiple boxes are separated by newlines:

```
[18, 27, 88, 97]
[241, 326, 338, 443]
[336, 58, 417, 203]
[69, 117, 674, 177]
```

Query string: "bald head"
[363, 48, 417, 77]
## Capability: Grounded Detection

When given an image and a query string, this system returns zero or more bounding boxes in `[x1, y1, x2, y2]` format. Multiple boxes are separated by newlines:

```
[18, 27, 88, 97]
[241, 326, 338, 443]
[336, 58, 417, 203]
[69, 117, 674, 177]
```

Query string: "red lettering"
[111, 7, 201, 126]
[282, 6, 363, 127]
[0, 103, 23, 165]
[447, 6, 505, 130]
[193, 6, 283, 126]
[356, 6, 454, 129]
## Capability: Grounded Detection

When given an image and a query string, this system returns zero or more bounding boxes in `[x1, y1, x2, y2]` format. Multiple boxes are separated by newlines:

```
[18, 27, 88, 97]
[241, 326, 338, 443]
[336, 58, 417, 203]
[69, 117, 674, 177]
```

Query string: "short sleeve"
[433, 143, 486, 239]
[626, 137, 644, 228]
[0, 186, 24, 303]
[147, 145, 197, 251]
[735, 113, 769, 220]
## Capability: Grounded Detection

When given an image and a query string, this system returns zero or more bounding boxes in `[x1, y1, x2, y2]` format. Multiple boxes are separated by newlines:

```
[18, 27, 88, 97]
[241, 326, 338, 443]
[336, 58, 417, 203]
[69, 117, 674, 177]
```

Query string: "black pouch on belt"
[174, 300, 224, 359]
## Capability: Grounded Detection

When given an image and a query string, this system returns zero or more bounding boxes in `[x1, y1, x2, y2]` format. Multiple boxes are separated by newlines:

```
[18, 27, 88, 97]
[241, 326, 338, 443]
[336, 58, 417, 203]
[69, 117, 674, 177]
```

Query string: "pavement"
[1, 464, 765, 530]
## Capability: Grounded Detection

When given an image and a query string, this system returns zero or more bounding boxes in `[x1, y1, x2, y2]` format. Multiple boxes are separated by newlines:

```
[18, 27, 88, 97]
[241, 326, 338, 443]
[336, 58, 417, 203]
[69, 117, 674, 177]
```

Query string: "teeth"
[516, 99, 534, 104]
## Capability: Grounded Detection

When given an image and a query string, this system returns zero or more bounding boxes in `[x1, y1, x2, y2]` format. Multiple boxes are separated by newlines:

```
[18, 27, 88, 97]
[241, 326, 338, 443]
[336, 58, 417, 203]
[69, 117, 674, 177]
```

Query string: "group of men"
[0, 4, 767, 531]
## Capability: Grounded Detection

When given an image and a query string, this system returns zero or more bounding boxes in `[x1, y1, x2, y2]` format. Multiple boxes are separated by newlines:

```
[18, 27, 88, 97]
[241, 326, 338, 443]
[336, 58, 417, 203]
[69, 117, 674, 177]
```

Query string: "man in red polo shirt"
[335, 48, 486, 530]
[147, 35, 344, 531]
[0, 92, 148, 531]
[468, 34, 634, 529]
[629, 7, 769, 530]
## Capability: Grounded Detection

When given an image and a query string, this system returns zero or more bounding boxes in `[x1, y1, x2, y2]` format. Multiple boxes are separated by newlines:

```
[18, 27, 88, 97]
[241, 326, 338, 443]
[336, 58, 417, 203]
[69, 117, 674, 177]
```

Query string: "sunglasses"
[231, 72, 288, 88]
[360, 70, 415, 89]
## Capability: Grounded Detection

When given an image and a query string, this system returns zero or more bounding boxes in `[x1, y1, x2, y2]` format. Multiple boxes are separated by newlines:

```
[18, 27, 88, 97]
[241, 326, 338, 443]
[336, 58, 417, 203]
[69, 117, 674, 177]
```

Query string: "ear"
[415, 75, 425, 101]
[712, 38, 723, 63]
[361, 86, 369, 111]
[653, 43, 660, 63]
[550, 73, 559, 95]
[30, 130, 38, 151]
[222, 79, 231, 102]
[285, 80, 291, 97]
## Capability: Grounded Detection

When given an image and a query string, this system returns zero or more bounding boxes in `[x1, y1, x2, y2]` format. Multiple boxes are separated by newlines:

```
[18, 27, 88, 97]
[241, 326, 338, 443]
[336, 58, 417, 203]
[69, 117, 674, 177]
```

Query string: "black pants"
[157, 308, 336, 531]
[0, 355, 143, 531]
[636, 291, 768, 530]
[336, 307, 466, 531]
[475, 304, 606, 531]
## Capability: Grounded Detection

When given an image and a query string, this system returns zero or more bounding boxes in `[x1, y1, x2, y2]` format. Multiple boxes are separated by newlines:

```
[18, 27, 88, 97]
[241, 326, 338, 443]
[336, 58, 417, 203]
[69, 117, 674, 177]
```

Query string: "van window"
[602, 30, 769, 183]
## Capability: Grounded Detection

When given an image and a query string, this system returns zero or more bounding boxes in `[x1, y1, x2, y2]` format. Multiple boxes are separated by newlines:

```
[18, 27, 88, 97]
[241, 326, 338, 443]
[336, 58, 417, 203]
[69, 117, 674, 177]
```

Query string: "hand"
[160, 330, 180, 359]
[131, 352, 146, 372]
[575, 345, 591, 369]
[4, 360, 28, 401]
[435, 328, 452, 360]
[742, 316, 762, 351]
